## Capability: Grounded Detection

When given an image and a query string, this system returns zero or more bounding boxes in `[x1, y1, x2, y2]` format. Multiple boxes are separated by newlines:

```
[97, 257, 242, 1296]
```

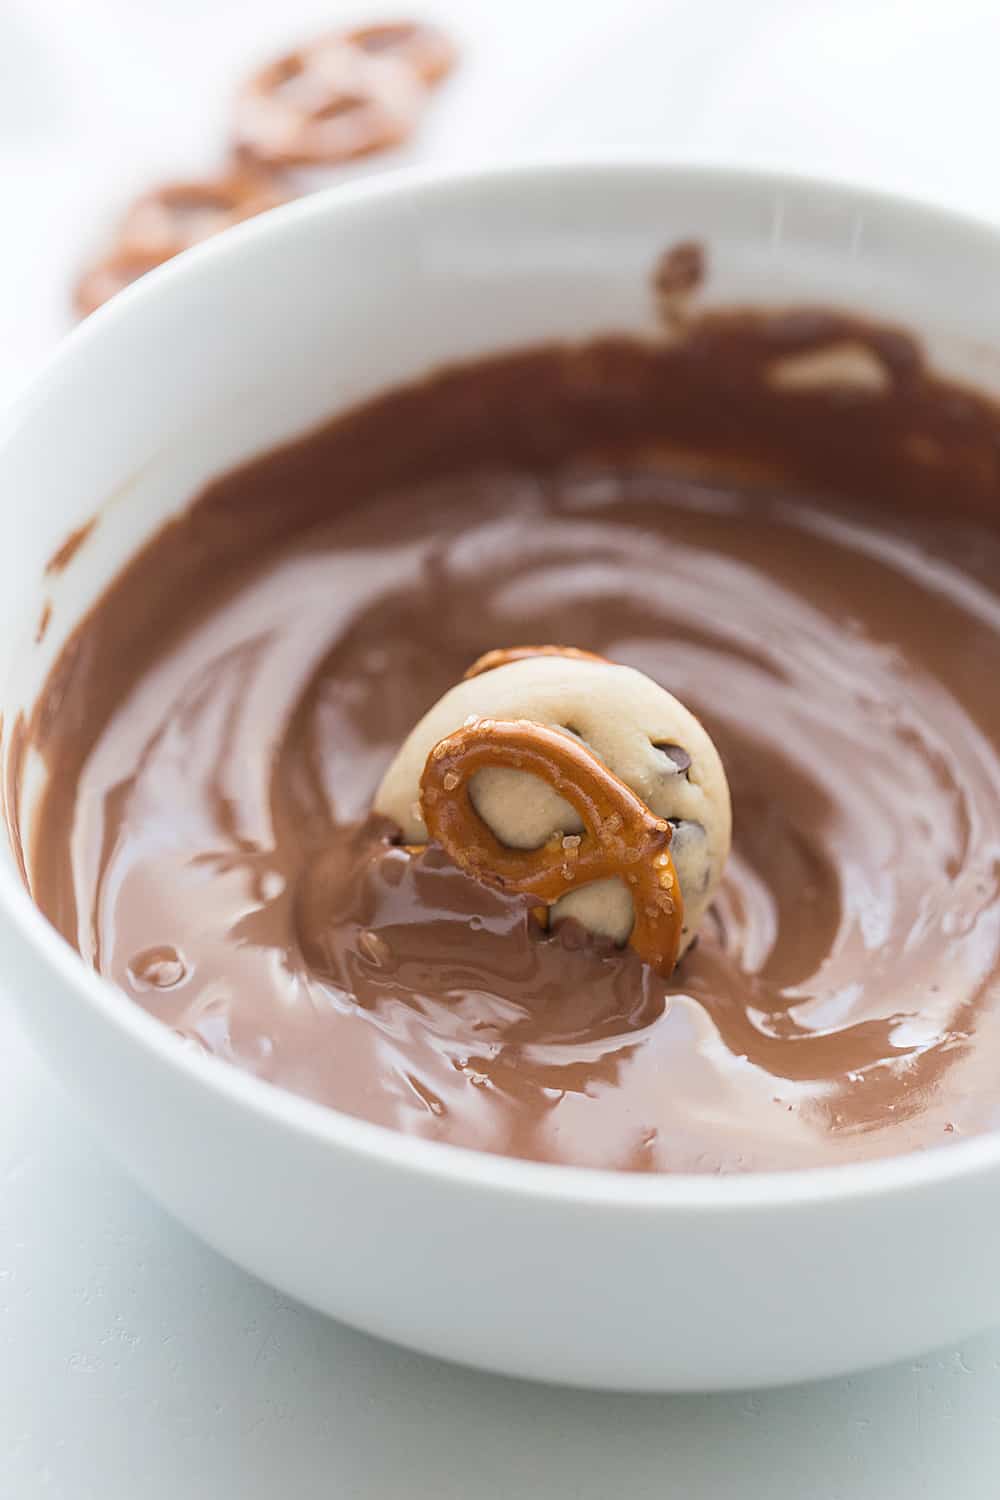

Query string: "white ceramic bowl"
[5, 162, 1000, 1392]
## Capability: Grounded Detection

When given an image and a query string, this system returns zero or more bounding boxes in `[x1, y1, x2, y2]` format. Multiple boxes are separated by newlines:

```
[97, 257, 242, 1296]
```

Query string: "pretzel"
[420, 718, 684, 977]
[117, 171, 286, 258]
[73, 169, 285, 317]
[344, 21, 457, 84]
[464, 644, 606, 680]
[232, 35, 424, 168]
[74, 247, 166, 319]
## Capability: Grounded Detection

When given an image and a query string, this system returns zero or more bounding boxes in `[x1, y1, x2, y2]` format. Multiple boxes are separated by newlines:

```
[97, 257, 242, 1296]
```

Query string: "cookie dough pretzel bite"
[375, 648, 731, 971]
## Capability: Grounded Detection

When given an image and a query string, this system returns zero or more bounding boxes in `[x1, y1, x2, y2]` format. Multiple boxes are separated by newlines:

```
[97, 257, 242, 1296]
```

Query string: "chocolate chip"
[653, 741, 691, 774]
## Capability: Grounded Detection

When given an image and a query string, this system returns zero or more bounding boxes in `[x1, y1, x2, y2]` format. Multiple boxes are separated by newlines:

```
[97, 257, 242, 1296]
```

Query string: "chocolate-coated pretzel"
[420, 718, 684, 977]
[232, 36, 423, 168]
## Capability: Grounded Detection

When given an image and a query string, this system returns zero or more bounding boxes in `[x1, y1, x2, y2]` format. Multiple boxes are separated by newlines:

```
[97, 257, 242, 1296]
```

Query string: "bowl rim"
[8, 154, 1000, 1214]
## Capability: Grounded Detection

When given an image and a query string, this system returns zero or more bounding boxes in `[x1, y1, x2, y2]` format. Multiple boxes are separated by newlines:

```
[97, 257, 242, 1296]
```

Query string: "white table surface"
[5, 2, 1000, 1495]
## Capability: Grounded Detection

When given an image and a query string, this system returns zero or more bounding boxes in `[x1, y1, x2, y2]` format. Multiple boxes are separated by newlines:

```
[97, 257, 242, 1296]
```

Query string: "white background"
[5, 1, 1000, 1495]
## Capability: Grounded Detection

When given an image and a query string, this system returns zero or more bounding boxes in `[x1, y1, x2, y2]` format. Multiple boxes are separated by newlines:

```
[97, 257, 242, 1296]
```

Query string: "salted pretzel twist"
[420, 718, 684, 977]
[74, 169, 286, 318]
[232, 35, 423, 169]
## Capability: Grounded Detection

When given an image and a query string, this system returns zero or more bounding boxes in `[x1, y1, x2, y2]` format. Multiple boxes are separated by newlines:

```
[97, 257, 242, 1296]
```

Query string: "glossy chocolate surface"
[18, 310, 1000, 1170]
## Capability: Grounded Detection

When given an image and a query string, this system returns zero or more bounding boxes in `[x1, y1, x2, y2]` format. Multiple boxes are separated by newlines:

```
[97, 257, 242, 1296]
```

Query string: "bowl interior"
[5, 160, 1000, 1188]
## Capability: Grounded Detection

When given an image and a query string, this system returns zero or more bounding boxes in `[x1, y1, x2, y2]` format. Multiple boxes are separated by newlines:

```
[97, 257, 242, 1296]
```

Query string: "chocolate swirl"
[17, 316, 1000, 1171]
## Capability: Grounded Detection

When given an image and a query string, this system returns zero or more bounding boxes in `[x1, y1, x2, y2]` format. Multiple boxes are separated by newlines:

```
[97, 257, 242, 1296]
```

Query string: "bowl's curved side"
[5, 161, 1000, 1389]
[8, 892, 1000, 1392]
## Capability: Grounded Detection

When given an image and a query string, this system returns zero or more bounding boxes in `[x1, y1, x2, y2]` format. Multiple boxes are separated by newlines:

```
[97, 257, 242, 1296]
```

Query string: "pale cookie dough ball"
[375, 655, 731, 957]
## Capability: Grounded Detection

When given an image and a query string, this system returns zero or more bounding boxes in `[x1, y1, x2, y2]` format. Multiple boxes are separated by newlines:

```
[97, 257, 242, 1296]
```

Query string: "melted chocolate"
[44, 516, 95, 575]
[16, 311, 1000, 1171]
